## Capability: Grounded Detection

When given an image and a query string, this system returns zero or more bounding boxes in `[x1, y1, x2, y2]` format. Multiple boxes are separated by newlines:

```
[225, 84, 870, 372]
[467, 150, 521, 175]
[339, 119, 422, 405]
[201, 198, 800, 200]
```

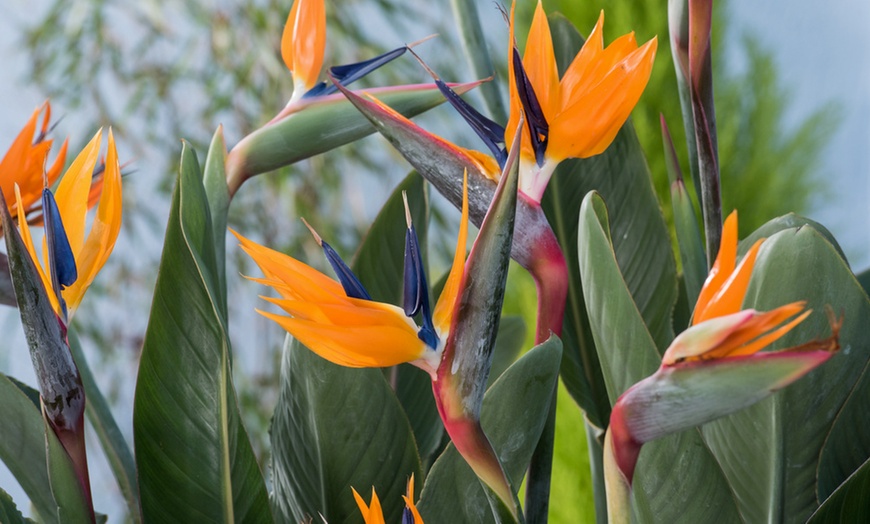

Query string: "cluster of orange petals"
[16, 129, 123, 318]
[352, 475, 423, 524]
[663, 212, 811, 365]
[0, 102, 68, 220]
[506, 2, 657, 164]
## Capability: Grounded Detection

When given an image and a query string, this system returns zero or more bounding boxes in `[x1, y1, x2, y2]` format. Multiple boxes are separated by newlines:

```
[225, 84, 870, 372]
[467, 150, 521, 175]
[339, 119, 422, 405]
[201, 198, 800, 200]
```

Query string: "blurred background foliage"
[14, 0, 835, 521]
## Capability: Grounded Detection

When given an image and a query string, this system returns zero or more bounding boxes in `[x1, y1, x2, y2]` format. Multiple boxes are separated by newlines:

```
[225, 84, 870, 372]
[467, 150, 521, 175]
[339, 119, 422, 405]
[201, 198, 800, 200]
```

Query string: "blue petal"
[305, 45, 408, 98]
[403, 223, 439, 350]
[432, 77, 507, 167]
[402, 225, 424, 316]
[41, 189, 77, 291]
[321, 241, 372, 301]
[512, 48, 549, 166]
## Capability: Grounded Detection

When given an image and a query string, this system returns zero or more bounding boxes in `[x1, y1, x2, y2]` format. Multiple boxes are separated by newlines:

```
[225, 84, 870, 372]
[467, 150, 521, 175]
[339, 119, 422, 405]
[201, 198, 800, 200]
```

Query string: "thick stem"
[526, 219, 569, 343]
[603, 430, 632, 524]
[224, 147, 248, 199]
[523, 218, 569, 523]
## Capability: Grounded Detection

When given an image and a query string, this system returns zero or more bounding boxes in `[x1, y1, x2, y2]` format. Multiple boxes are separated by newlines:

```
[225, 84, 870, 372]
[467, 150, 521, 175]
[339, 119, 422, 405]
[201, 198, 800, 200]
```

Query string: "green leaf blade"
[133, 142, 270, 523]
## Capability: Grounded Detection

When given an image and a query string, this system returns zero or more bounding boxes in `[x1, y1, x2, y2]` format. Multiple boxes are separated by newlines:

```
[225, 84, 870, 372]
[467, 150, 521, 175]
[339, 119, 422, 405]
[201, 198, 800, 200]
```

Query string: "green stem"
[523, 222, 568, 523]
[68, 332, 142, 523]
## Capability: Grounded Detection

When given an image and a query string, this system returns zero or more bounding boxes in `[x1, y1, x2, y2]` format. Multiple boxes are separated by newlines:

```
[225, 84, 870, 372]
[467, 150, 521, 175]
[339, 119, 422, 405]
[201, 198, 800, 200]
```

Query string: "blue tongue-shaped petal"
[511, 47, 549, 166]
[408, 48, 507, 167]
[401, 193, 439, 349]
[42, 189, 77, 316]
[302, 218, 371, 301]
[304, 45, 409, 99]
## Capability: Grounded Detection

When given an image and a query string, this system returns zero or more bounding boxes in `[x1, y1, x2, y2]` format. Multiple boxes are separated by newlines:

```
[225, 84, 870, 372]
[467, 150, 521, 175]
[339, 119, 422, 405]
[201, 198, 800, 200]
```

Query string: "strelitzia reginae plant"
[2, 1, 870, 523]
[0, 124, 123, 522]
[602, 212, 841, 524]
[237, 130, 526, 519]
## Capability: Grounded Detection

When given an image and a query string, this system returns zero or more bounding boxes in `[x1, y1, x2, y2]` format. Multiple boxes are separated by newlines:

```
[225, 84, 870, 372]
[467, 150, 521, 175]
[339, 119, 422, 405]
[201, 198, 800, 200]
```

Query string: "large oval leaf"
[270, 338, 421, 524]
[701, 224, 870, 523]
[133, 142, 271, 523]
[577, 192, 740, 523]
[417, 337, 563, 523]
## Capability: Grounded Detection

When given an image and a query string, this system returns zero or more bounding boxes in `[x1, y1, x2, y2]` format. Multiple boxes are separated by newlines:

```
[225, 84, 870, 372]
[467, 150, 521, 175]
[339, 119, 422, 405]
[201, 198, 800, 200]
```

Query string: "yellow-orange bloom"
[507, 2, 657, 201]
[16, 129, 123, 319]
[281, 0, 326, 102]
[352, 475, 423, 524]
[0, 102, 68, 220]
[236, 173, 470, 377]
[663, 211, 811, 365]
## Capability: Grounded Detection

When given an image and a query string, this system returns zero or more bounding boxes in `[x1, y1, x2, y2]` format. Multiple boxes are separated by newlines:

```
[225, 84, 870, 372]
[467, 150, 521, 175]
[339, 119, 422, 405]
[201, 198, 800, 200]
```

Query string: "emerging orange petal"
[0, 102, 66, 218]
[523, 1, 560, 119]
[281, 0, 326, 94]
[694, 237, 763, 324]
[353, 487, 386, 524]
[53, 130, 103, 256]
[693, 211, 739, 324]
[62, 130, 123, 314]
[15, 184, 61, 315]
[402, 474, 423, 523]
[433, 170, 469, 333]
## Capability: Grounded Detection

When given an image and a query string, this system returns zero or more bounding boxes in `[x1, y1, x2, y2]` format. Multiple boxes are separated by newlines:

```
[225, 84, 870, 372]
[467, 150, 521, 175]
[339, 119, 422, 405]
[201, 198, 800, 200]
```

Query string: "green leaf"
[818, 358, 870, 501]
[577, 192, 740, 523]
[417, 337, 563, 523]
[270, 338, 421, 524]
[442, 139, 519, 422]
[203, 126, 231, 315]
[542, 14, 678, 430]
[487, 316, 526, 388]
[449, 0, 507, 123]
[808, 457, 870, 523]
[0, 373, 85, 524]
[739, 213, 847, 262]
[227, 83, 480, 187]
[701, 225, 870, 523]
[857, 267, 870, 298]
[133, 142, 271, 523]
[68, 332, 141, 523]
[662, 117, 706, 312]
[0, 485, 35, 524]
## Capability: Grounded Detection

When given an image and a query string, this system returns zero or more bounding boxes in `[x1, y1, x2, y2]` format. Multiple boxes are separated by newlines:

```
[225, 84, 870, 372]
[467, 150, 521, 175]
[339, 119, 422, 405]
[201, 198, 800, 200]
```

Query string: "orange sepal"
[281, 0, 326, 92]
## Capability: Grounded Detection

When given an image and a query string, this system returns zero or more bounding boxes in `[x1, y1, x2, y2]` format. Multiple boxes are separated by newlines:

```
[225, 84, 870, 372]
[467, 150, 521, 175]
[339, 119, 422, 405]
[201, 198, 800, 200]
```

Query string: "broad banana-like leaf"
[417, 337, 562, 523]
[808, 457, 870, 523]
[270, 338, 421, 524]
[133, 142, 271, 523]
[701, 224, 870, 523]
[577, 191, 740, 522]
